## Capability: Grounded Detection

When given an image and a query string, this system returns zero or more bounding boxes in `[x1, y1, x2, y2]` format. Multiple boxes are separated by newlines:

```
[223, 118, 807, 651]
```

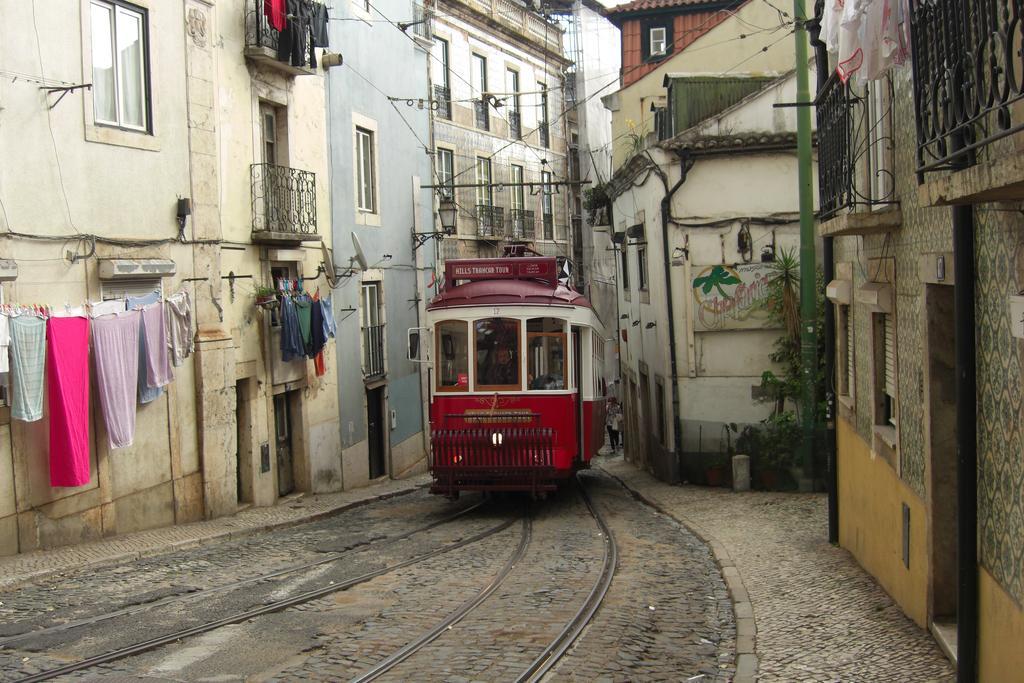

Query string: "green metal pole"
[793, 0, 817, 489]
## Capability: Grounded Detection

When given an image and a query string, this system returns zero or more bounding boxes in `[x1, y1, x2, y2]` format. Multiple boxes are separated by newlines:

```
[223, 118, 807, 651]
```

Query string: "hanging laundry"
[295, 296, 314, 356]
[10, 316, 47, 422]
[836, 0, 870, 82]
[165, 290, 194, 367]
[311, 2, 329, 48]
[90, 299, 126, 318]
[92, 310, 141, 449]
[280, 296, 306, 362]
[310, 295, 326, 358]
[141, 303, 172, 388]
[320, 295, 337, 339]
[264, 0, 287, 31]
[822, 0, 844, 53]
[128, 292, 163, 405]
[47, 316, 91, 488]
[0, 313, 9, 390]
[277, 0, 312, 68]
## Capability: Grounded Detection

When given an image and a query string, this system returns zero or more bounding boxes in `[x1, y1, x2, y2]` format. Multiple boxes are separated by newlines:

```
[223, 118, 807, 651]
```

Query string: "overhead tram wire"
[361, 0, 573, 185]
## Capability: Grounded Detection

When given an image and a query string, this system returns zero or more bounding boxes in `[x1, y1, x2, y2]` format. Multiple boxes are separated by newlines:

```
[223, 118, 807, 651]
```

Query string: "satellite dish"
[321, 242, 338, 287]
[351, 232, 369, 271]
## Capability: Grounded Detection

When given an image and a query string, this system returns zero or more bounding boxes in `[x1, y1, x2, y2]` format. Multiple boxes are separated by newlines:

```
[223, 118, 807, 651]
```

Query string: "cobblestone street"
[600, 455, 957, 682]
[0, 471, 735, 682]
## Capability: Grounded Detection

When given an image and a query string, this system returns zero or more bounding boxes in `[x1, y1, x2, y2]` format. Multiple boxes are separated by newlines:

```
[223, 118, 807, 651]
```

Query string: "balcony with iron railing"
[434, 85, 451, 120]
[538, 122, 550, 148]
[814, 73, 901, 237]
[251, 163, 321, 242]
[476, 205, 505, 238]
[244, 0, 315, 76]
[475, 99, 490, 131]
[508, 209, 535, 240]
[458, 0, 563, 54]
[909, 0, 1024, 203]
[363, 324, 385, 378]
[508, 111, 521, 139]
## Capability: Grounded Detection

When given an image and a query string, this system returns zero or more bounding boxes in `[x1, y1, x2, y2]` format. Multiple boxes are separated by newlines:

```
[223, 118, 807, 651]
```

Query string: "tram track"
[10, 507, 521, 683]
[0, 499, 487, 651]
[347, 473, 617, 683]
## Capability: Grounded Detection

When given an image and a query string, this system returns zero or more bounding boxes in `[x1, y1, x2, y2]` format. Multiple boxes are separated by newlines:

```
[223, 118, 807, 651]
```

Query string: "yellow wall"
[837, 418, 929, 626]
[980, 566, 1024, 682]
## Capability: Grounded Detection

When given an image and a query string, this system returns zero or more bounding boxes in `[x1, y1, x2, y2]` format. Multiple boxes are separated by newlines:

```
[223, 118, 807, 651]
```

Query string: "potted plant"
[583, 182, 610, 226]
[754, 412, 799, 490]
[254, 284, 279, 310]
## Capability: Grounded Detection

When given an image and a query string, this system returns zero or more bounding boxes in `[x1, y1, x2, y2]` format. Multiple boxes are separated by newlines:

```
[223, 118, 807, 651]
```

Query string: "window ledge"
[837, 393, 855, 412]
[85, 124, 160, 152]
[355, 212, 381, 227]
[918, 153, 1024, 206]
[872, 424, 898, 469]
[818, 206, 902, 237]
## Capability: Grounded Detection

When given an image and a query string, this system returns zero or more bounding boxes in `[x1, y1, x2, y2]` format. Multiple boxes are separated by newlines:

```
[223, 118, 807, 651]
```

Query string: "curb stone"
[0, 478, 431, 592]
[597, 464, 758, 683]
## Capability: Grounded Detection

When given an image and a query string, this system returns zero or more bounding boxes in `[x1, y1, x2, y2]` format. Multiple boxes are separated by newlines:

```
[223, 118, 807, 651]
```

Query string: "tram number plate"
[492, 307, 501, 316]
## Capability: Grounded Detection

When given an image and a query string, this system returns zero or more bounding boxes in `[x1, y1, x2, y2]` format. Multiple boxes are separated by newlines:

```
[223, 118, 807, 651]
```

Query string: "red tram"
[413, 255, 607, 498]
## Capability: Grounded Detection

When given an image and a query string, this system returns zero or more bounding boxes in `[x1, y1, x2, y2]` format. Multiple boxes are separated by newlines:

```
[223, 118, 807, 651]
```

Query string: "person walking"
[606, 398, 623, 453]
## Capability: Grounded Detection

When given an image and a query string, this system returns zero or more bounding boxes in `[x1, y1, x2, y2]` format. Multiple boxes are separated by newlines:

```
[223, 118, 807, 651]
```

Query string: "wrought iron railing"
[251, 163, 318, 236]
[363, 324, 385, 377]
[475, 99, 490, 130]
[538, 122, 550, 148]
[909, 0, 1024, 175]
[542, 212, 554, 239]
[246, 0, 280, 51]
[508, 209, 535, 240]
[434, 85, 451, 120]
[815, 72, 897, 220]
[508, 111, 521, 139]
[476, 205, 505, 238]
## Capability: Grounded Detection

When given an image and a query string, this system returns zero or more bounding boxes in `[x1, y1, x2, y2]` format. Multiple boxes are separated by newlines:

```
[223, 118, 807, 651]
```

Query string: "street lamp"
[413, 195, 458, 250]
[438, 197, 457, 235]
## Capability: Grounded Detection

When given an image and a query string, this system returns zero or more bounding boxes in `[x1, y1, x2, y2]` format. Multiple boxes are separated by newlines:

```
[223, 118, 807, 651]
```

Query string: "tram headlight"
[491, 432, 504, 447]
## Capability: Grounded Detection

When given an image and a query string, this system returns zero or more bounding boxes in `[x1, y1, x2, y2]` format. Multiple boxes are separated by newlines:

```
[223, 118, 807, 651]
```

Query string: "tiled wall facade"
[835, 68, 1024, 603]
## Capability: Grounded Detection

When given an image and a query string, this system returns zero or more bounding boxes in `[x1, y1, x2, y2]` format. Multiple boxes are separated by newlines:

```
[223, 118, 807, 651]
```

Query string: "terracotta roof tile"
[603, 0, 727, 16]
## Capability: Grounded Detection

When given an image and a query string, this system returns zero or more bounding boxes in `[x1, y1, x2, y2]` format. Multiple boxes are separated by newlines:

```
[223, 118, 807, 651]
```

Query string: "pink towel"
[92, 310, 140, 449]
[47, 317, 91, 487]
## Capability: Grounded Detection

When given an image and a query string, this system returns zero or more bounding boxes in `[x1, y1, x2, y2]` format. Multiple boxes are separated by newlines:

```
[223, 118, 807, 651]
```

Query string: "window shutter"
[883, 313, 895, 398]
[846, 307, 855, 394]
[100, 278, 162, 302]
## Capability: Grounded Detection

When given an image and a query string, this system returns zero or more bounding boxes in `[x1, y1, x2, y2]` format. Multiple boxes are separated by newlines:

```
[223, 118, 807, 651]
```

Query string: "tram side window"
[527, 317, 566, 390]
[436, 320, 469, 390]
[474, 318, 521, 389]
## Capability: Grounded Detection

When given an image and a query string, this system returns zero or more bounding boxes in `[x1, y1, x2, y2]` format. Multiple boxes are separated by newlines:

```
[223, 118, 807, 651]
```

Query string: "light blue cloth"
[10, 316, 46, 422]
[321, 295, 336, 339]
[127, 291, 162, 405]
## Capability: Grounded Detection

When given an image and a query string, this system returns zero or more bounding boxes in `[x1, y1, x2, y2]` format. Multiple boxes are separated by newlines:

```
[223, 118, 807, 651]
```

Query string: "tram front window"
[436, 320, 469, 390]
[527, 318, 566, 390]
[474, 318, 520, 390]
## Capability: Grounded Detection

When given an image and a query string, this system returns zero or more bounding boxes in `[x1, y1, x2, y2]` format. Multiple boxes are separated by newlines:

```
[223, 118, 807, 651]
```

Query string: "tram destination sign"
[445, 258, 558, 287]
[691, 262, 779, 331]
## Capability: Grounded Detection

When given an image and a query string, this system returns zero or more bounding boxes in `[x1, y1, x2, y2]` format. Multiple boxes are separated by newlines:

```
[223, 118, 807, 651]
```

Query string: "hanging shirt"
[279, 296, 306, 362]
[165, 290, 194, 367]
[92, 311, 141, 449]
[10, 316, 46, 422]
[47, 316, 91, 488]
[90, 299, 126, 318]
[320, 295, 336, 339]
[295, 296, 314, 356]
[264, 0, 287, 31]
[311, 2, 329, 47]
[0, 313, 10, 389]
[309, 295, 326, 358]
[128, 292, 163, 405]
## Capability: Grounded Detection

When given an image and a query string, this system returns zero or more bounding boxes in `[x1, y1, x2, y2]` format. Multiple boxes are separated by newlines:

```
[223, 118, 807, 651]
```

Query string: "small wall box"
[1009, 295, 1024, 339]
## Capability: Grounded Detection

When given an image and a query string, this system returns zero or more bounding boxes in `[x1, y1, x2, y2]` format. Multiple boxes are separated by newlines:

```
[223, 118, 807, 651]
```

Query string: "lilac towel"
[47, 317, 91, 487]
[141, 303, 172, 389]
[91, 310, 141, 449]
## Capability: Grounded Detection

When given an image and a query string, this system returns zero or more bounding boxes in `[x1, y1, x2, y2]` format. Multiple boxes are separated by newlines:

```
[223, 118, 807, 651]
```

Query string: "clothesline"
[0, 289, 195, 491]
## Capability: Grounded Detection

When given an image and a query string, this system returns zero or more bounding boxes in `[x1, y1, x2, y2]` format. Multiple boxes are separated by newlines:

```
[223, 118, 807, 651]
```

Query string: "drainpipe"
[809, 2, 839, 543]
[658, 151, 694, 482]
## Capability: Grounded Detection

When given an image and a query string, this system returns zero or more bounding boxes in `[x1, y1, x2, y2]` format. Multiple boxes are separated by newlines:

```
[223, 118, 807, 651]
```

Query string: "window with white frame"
[90, 0, 149, 131]
[649, 26, 667, 55]
[437, 148, 454, 200]
[475, 157, 493, 207]
[356, 126, 377, 213]
[510, 165, 525, 210]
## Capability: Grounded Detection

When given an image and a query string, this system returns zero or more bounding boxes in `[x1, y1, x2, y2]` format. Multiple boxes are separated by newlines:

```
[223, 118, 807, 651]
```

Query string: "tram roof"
[428, 257, 592, 310]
